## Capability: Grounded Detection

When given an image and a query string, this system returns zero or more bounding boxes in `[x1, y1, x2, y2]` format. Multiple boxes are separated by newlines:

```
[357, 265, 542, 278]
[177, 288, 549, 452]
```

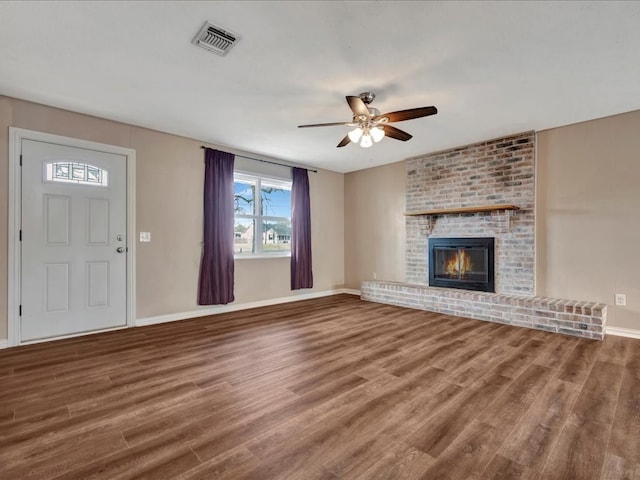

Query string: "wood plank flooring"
[0, 294, 639, 479]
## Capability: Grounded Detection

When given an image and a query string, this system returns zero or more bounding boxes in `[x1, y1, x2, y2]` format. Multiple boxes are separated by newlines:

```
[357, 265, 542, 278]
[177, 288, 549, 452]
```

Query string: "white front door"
[20, 139, 128, 342]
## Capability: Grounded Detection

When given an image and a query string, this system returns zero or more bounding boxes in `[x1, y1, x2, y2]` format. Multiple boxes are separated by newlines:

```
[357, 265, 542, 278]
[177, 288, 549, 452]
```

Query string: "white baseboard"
[341, 288, 361, 296]
[606, 326, 640, 339]
[136, 288, 361, 327]
[0, 339, 7, 349]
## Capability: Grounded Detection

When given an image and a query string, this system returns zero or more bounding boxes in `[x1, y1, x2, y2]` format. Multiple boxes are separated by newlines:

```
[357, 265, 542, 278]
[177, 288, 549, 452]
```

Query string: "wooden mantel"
[404, 204, 520, 234]
[404, 204, 519, 217]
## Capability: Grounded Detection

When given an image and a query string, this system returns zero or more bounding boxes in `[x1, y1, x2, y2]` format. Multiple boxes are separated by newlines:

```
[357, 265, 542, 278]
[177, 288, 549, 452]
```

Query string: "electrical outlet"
[139, 232, 151, 243]
[373, 272, 377, 280]
[615, 293, 627, 306]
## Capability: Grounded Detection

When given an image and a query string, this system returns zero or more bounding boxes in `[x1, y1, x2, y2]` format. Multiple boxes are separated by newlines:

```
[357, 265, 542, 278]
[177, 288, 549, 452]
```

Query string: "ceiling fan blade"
[337, 135, 351, 148]
[298, 122, 351, 128]
[383, 125, 413, 141]
[346, 96, 370, 117]
[376, 106, 437, 123]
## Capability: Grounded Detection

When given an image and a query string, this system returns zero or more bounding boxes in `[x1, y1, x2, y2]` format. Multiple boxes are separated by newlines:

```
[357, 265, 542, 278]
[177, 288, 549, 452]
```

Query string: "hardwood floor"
[0, 294, 638, 479]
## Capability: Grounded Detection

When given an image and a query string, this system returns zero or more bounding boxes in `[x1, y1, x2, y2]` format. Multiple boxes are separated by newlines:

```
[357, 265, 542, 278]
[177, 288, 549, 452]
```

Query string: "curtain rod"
[200, 146, 317, 173]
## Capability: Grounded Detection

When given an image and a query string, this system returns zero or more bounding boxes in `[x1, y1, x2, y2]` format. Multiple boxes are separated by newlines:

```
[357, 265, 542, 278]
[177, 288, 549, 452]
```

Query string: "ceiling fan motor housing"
[359, 92, 376, 104]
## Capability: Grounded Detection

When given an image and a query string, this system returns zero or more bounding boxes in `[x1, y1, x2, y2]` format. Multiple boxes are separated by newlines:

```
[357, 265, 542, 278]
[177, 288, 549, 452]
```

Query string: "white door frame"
[8, 127, 136, 346]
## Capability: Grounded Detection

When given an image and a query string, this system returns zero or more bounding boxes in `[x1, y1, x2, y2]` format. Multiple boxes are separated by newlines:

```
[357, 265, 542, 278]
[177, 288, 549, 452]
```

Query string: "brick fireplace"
[361, 131, 607, 340]
[406, 131, 535, 294]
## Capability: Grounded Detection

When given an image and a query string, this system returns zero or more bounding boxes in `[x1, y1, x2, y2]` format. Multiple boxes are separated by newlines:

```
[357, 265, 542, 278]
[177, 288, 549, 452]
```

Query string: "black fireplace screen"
[428, 237, 495, 292]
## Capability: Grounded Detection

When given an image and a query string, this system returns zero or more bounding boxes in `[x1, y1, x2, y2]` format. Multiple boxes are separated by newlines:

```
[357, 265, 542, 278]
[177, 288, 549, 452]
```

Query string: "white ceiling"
[1, 1, 640, 173]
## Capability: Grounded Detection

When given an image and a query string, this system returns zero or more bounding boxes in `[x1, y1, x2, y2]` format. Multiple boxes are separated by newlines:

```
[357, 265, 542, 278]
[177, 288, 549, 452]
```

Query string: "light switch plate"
[615, 293, 626, 306]
[139, 232, 151, 243]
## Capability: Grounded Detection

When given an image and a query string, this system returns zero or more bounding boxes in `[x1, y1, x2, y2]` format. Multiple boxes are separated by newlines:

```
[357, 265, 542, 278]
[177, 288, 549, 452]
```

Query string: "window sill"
[234, 253, 291, 260]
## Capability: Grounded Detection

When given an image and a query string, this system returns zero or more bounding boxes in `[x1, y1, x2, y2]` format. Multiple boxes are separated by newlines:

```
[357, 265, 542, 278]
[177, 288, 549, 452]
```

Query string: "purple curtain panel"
[291, 167, 313, 290]
[198, 148, 235, 305]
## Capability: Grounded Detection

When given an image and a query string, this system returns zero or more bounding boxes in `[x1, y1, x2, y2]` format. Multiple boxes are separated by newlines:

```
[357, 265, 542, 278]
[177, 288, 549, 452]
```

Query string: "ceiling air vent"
[192, 22, 239, 56]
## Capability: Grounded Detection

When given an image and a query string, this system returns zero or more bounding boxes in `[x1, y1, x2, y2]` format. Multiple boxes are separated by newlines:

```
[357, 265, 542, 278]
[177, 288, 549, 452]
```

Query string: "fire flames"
[446, 250, 472, 276]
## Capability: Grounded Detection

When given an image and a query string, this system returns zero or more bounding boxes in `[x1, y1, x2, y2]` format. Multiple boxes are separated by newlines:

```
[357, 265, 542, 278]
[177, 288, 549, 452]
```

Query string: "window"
[234, 172, 292, 256]
[45, 161, 109, 187]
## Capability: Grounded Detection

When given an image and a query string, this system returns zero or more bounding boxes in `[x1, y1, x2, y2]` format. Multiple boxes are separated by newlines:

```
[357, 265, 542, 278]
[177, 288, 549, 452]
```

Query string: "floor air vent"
[192, 22, 239, 56]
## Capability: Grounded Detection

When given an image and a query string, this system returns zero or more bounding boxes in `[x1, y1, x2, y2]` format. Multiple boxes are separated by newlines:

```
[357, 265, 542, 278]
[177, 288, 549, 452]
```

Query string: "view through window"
[234, 172, 292, 256]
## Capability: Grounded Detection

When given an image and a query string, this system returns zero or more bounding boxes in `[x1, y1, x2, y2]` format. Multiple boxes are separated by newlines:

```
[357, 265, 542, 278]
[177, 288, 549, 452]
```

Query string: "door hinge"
[19, 305, 22, 316]
[19, 230, 22, 241]
[20, 154, 22, 166]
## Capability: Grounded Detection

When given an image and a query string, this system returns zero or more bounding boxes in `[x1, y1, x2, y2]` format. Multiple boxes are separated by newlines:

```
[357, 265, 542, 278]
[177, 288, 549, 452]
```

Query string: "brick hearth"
[362, 280, 607, 340]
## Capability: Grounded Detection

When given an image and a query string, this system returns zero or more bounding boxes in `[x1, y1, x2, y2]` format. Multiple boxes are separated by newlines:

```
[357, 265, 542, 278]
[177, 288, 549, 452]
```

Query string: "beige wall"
[536, 110, 640, 330]
[3, 95, 639, 338]
[1, 96, 345, 338]
[344, 161, 406, 289]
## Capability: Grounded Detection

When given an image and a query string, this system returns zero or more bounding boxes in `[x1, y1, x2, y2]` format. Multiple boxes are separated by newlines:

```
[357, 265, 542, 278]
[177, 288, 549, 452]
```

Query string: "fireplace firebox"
[428, 237, 495, 292]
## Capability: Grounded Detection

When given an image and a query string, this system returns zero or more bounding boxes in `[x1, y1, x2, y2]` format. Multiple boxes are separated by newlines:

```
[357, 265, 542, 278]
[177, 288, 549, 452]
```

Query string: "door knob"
[116, 234, 125, 241]
[116, 247, 126, 253]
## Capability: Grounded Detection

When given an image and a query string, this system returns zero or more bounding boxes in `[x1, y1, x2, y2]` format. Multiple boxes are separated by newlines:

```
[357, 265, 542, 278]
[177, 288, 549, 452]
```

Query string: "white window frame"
[234, 172, 292, 258]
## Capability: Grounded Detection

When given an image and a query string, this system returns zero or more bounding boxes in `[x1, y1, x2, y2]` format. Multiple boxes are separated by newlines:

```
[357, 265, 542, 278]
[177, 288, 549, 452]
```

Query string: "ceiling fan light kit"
[347, 127, 363, 143]
[348, 125, 384, 147]
[360, 133, 373, 148]
[298, 92, 438, 148]
[370, 126, 384, 142]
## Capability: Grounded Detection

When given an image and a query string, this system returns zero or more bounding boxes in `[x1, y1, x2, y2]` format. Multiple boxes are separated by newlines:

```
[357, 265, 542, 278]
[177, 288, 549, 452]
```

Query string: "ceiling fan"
[298, 92, 437, 148]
